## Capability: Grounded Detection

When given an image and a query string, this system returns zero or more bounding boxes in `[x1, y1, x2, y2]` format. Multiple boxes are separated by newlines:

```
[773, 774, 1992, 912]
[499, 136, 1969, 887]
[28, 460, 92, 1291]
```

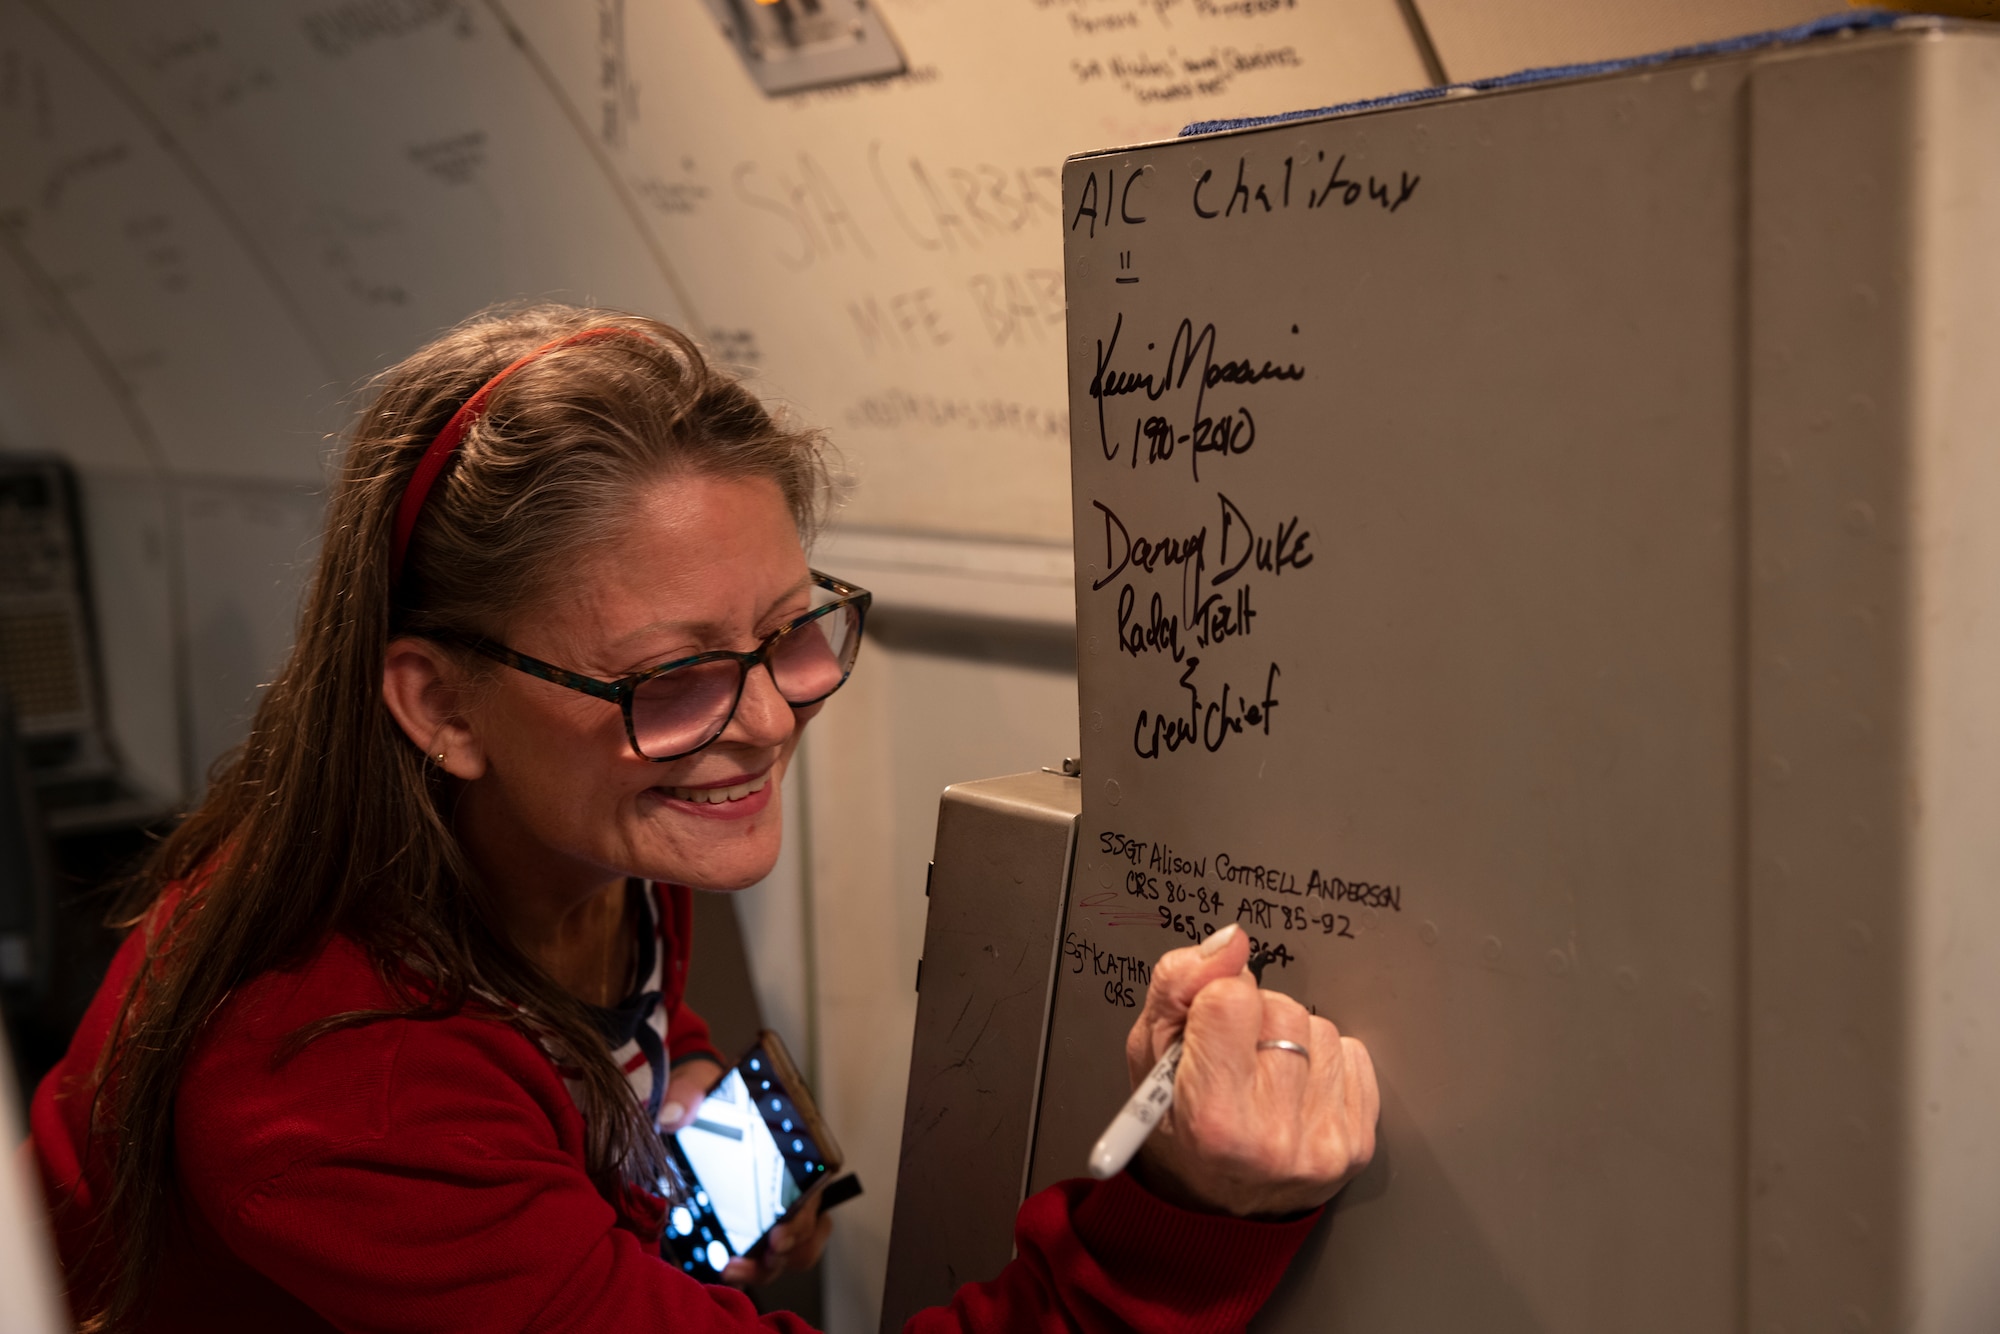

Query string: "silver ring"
[1256, 1039, 1310, 1060]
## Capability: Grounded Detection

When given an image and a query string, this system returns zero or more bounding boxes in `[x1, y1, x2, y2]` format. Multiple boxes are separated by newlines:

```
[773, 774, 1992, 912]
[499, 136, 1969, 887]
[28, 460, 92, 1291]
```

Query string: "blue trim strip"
[1179, 9, 1913, 138]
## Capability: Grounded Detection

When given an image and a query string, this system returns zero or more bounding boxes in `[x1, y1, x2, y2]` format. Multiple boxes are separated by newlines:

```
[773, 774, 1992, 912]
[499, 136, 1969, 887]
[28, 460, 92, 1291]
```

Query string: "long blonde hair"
[77, 303, 827, 1329]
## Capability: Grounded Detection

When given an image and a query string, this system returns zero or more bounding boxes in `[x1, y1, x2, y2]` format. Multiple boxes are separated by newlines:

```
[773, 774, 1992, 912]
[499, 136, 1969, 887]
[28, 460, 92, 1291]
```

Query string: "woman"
[31, 304, 1379, 1332]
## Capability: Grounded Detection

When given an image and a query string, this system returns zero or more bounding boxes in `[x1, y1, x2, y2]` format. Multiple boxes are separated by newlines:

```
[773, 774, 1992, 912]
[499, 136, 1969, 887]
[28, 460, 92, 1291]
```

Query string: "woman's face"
[455, 471, 820, 896]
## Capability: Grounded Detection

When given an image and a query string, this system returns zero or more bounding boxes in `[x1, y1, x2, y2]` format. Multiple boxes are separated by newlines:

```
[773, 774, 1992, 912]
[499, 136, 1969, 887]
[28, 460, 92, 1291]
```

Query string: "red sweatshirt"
[31, 891, 1317, 1332]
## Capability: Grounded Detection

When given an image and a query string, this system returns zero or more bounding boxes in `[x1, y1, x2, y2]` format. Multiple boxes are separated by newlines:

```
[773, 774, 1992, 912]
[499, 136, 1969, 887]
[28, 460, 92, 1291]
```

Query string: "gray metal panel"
[1747, 32, 2000, 1332]
[1047, 44, 1755, 1334]
[1012, 19, 2000, 1334]
[879, 770, 1078, 1332]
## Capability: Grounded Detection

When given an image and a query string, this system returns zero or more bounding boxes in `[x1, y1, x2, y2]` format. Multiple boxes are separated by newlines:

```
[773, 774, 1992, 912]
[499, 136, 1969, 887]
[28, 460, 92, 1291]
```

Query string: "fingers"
[1291, 1019, 1379, 1184]
[1258, 989, 1312, 1044]
[719, 1207, 833, 1287]
[772, 1195, 820, 1254]
[1293, 1016, 1350, 1179]
[1167, 973, 1286, 1173]
[1144, 982, 1383, 1219]
[658, 1057, 727, 1133]
[1125, 923, 1250, 1086]
[788, 1212, 833, 1270]
[1341, 1035, 1380, 1163]
[1178, 971, 1267, 1092]
[1254, 988, 1313, 1101]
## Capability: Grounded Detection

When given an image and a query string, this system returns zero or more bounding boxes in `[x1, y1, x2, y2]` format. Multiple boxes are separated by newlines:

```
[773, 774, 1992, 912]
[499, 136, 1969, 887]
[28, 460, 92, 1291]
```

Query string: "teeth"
[666, 772, 772, 805]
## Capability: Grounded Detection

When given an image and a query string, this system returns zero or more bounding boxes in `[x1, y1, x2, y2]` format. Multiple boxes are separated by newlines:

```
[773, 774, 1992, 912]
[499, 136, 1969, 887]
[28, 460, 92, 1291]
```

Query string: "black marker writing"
[1065, 931, 1154, 1007]
[1307, 152, 1419, 213]
[1095, 493, 1303, 656]
[1133, 658, 1281, 759]
[1191, 151, 1420, 220]
[1235, 898, 1355, 938]
[1087, 313, 1303, 480]
[1069, 164, 1151, 238]
[1213, 491, 1312, 583]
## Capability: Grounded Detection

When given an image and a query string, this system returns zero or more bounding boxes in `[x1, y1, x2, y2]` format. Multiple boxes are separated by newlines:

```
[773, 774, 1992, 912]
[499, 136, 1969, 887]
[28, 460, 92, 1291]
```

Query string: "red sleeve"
[661, 883, 725, 1067]
[905, 1173, 1320, 1334]
[178, 981, 809, 1334]
[162, 925, 1311, 1334]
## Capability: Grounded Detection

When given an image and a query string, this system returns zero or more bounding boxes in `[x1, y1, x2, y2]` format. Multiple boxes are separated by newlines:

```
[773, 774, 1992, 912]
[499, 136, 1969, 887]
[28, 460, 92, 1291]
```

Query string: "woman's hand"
[1127, 923, 1379, 1219]
[719, 1195, 831, 1287]
[658, 1058, 725, 1133]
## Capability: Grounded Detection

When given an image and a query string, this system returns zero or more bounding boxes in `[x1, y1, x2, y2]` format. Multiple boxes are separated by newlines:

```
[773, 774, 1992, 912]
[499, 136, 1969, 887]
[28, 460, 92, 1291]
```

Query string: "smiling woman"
[28, 303, 1378, 1334]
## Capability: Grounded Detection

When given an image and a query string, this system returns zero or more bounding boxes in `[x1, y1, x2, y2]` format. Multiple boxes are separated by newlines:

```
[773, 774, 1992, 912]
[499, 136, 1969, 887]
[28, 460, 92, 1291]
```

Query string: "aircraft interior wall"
[0, 2, 1844, 1329]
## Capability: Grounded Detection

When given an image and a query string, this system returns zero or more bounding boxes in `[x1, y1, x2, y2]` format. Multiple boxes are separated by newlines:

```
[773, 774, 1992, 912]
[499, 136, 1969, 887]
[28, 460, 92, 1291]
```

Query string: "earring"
[433, 751, 447, 764]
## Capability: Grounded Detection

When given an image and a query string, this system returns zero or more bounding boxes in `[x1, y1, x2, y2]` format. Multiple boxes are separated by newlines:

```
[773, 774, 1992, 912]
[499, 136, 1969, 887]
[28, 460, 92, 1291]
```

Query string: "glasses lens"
[768, 603, 860, 705]
[630, 658, 743, 759]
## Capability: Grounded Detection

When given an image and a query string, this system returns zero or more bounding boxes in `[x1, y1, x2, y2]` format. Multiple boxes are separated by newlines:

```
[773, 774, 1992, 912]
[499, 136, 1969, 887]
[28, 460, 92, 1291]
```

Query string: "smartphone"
[659, 1030, 844, 1281]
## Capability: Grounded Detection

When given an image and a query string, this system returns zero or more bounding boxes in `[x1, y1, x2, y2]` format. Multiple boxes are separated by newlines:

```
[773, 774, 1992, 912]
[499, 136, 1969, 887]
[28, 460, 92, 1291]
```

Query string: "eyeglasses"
[435, 570, 870, 762]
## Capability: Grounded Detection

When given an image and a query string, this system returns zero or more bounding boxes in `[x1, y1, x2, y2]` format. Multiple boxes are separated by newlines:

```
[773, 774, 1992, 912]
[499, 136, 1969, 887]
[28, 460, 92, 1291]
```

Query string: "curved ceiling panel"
[1, 0, 336, 481]
[3, 0, 1446, 534]
[45, 0, 693, 394]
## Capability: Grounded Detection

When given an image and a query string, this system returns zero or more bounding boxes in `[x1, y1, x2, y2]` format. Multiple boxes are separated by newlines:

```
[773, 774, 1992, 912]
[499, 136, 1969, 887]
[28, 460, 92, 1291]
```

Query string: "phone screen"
[662, 1043, 831, 1280]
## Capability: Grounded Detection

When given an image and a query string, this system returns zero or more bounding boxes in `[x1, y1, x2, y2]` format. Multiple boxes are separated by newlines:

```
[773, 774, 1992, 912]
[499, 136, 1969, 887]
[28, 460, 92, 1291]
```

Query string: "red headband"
[389, 326, 649, 580]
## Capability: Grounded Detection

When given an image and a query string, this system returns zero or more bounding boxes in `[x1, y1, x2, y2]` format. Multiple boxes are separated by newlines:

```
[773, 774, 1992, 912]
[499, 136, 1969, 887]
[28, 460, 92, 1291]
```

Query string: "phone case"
[658, 1029, 843, 1278]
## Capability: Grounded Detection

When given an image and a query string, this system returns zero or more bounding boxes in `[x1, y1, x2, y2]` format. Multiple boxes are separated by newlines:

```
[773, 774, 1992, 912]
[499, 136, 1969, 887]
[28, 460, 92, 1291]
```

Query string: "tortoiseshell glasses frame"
[433, 570, 870, 762]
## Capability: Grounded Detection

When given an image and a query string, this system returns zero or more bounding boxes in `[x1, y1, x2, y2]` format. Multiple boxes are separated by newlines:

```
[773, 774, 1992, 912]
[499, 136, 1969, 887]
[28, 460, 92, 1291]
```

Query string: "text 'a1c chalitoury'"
[1066, 150, 1421, 237]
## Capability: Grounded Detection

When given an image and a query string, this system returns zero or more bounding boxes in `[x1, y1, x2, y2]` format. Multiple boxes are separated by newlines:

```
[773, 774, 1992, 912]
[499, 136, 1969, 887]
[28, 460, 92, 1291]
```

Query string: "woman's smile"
[649, 768, 775, 819]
